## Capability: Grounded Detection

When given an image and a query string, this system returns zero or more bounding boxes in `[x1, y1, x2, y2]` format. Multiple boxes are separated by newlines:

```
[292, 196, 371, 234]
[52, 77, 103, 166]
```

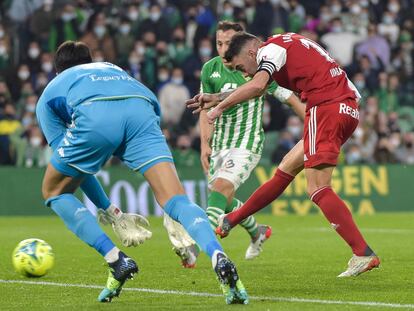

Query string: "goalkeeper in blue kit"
[36, 41, 248, 304]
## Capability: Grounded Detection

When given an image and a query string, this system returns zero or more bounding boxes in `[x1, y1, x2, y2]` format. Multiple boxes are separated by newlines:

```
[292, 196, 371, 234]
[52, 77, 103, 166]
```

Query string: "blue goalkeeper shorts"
[50, 97, 173, 177]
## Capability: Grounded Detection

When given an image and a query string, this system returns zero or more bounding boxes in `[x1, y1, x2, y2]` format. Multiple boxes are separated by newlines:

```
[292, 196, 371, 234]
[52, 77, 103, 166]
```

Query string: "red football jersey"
[256, 33, 360, 110]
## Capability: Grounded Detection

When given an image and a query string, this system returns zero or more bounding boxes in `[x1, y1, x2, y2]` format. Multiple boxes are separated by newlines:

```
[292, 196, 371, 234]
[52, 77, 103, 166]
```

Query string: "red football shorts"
[303, 99, 359, 168]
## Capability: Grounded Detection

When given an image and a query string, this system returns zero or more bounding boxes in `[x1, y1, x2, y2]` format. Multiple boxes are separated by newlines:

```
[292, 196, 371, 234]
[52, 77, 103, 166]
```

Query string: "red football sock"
[226, 169, 294, 226]
[311, 186, 372, 256]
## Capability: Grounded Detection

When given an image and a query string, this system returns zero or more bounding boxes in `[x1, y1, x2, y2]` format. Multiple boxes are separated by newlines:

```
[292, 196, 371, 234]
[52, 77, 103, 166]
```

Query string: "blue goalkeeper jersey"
[38, 62, 160, 114]
[36, 62, 161, 148]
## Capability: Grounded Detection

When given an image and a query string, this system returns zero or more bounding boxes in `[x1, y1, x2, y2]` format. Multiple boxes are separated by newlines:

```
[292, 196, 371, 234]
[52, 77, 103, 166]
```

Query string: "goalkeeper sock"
[227, 169, 294, 226]
[104, 247, 120, 263]
[46, 194, 115, 257]
[228, 198, 258, 239]
[164, 195, 223, 259]
[206, 191, 227, 229]
[311, 187, 373, 256]
[80, 175, 111, 210]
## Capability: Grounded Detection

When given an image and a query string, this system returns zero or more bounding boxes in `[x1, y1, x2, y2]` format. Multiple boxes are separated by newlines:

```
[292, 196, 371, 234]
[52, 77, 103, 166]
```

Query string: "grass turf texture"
[0, 213, 413, 310]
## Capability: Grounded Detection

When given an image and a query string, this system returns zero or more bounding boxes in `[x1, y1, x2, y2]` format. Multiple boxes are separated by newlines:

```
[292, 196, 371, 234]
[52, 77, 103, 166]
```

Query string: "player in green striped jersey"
[166, 22, 304, 268]
[200, 21, 304, 259]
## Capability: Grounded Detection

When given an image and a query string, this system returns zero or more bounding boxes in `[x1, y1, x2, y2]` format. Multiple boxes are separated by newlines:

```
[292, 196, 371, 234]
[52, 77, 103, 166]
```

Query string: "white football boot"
[245, 225, 272, 260]
[337, 254, 380, 277]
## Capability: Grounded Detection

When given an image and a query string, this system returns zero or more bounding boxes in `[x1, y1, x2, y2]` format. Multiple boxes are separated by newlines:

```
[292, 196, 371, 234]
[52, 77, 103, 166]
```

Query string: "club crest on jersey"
[210, 71, 221, 79]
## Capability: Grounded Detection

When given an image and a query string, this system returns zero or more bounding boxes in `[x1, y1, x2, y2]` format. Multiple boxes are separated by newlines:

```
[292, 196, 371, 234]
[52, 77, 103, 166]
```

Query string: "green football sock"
[228, 198, 258, 239]
[206, 191, 228, 229]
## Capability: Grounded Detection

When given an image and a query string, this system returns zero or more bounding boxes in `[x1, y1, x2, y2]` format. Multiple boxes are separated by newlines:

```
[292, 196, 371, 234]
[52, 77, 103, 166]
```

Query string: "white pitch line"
[1, 279, 413, 309]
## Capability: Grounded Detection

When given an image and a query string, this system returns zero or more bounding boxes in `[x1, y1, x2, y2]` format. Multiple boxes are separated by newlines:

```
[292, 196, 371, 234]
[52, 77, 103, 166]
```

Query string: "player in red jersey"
[188, 32, 380, 277]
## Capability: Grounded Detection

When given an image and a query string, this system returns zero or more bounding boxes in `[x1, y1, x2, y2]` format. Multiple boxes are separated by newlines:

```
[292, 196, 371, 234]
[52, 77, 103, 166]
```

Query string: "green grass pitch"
[0, 213, 413, 310]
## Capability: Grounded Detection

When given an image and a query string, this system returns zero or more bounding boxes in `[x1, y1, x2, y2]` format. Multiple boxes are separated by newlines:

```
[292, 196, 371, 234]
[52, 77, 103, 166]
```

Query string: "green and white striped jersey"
[200, 56, 278, 154]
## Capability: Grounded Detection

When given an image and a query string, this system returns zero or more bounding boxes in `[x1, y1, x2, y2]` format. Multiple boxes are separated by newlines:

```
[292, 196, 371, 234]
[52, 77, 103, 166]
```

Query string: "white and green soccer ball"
[12, 238, 54, 277]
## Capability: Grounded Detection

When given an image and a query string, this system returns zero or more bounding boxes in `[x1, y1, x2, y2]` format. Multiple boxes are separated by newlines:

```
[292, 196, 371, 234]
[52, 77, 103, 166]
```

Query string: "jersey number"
[299, 38, 334, 63]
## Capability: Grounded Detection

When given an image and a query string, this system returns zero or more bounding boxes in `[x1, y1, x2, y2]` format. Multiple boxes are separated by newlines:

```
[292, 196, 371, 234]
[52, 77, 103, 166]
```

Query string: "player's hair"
[217, 21, 244, 33]
[54, 41, 92, 73]
[224, 32, 259, 62]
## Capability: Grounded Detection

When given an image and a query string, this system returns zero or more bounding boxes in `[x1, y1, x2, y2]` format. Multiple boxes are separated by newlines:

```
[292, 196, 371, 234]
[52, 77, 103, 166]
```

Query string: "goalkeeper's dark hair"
[224, 32, 259, 62]
[54, 41, 92, 73]
[217, 21, 244, 33]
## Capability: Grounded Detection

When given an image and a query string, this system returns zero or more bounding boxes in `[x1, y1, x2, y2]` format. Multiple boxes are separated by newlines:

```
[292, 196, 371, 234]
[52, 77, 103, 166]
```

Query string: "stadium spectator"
[29, 0, 55, 48]
[356, 24, 391, 69]
[48, 4, 81, 52]
[0, 38, 10, 71]
[183, 37, 213, 94]
[158, 67, 189, 128]
[115, 18, 135, 63]
[396, 132, 414, 164]
[0, 104, 20, 165]
[320, 17, 363, 67]
[139, 3, 170, 42]
[81, 12, 116, 63]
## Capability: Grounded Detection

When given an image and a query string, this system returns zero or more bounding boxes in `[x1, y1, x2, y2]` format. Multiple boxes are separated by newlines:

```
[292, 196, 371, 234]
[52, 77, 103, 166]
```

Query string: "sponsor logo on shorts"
[58, 147, 65, 157]
[193, 217, 207, 225]
[304, 154, 308, 161]
[339, 103, 359, 120]
[224, 159, 235, 169]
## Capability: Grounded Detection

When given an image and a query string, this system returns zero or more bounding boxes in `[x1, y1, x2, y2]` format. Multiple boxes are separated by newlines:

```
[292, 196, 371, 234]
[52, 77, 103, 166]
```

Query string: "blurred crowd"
[0, 0, 413, 168]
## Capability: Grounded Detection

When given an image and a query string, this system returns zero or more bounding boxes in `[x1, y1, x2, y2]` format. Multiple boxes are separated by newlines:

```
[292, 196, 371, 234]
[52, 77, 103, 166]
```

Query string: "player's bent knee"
[42, 181, 57, 200]
[211, 178, 234, 198]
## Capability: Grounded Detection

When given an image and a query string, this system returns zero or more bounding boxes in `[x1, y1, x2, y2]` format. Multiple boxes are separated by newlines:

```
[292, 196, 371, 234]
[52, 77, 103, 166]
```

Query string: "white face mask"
[128, 10, 139, 21]
[331, 25, 343, 33]
[30, 136, 42, 147]
[287, 125, 302, 137]
[26, 103, 36, 112]
[199, 47, 212, 57]
[354, 80, 365, 90]
[224, 8, 233, 16]
[37, 77, 48, 87]
[0, 45, 6, 55]
[171, 77, 183, 85]
[383, 15, 394, 25]
[320, 13, 331, 23]
[347, 151, 362, 163]
[42, 62, 53, 72]
[331, 5, 341, 14]
[135, 46, 145, 55]
[94, 26, 106, 38]
[22, 116, 32, 127]
[353, 127, 363, 139]
[158, 73, 169, 82]
[150, 12, 161, 22]
[388, 3, 400, 13]
[62, 13, 75, 22]
[93, 56, 104, 62]
[28, 48, 40, 59]
[120, 24, 131, 35]
[350, 4, 361, 15]
[18, 70, 30, 80]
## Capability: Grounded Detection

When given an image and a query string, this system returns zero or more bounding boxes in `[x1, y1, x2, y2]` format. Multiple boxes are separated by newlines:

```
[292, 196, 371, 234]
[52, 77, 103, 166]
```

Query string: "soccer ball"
[12, 238, 54, 277]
